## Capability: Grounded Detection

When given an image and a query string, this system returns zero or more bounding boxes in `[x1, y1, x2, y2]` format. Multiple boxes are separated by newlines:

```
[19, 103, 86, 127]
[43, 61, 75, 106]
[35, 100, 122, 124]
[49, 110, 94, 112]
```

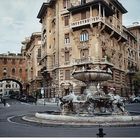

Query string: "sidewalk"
[36, 99, 58, 106]
[0, 103, 10, 108]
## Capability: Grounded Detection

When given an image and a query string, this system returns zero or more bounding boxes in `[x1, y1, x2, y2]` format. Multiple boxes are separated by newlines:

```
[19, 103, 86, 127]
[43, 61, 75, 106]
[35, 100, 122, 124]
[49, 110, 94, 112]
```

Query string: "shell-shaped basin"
[72, 70, 112, 82]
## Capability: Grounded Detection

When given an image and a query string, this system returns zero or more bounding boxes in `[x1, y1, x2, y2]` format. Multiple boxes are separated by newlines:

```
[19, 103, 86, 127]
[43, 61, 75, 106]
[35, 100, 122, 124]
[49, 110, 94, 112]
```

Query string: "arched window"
[42, 29, 46, 45]
[19, 68, 22, 77]
[3, 68, 7, 76]
[3, 58, 7, 64]
[80, 31, 89, 42]
[12, 68, 16, 75]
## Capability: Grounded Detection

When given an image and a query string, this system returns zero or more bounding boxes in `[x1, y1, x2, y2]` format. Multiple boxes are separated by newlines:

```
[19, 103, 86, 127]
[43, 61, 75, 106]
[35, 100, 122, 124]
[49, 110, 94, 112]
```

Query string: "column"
[90, 6, 92, 18]
[103, 7, 105, 21]
[69, 12, 73, 28]
[98, 3, 101, 17]
[103, 7, 105, 17]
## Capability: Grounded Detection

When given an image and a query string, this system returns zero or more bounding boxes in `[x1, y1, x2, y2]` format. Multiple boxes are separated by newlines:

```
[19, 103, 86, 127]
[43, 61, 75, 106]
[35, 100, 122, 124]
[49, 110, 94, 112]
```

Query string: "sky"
[0, 0, 140, 54]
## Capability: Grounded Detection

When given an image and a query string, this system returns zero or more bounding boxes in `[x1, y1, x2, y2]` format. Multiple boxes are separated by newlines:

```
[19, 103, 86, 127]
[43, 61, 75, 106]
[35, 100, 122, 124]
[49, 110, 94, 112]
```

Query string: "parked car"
[26, 95, 36, 103]
[19, 94, 36, 103]
[19, 94, 27, 102]
[132, 96, 140, 103]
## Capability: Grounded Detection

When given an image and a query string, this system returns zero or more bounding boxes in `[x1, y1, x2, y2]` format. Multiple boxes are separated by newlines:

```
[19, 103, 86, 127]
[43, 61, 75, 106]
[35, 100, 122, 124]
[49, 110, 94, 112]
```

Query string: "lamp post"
[41, 66, 47, 105]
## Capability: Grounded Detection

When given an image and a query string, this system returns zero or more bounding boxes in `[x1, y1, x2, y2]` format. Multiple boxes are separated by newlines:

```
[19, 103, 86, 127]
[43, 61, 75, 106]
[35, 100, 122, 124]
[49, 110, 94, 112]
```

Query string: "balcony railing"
[71, 16, 103, 29]
[70, 16, 127, 40]
[73, 56, 113, 66]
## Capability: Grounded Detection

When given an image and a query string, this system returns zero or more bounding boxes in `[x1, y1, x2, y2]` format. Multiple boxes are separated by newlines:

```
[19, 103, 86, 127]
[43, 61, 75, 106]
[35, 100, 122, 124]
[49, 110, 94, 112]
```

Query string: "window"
[3, 58, 7, 65]
[80, 31, 89, 42]
[6, 84, 11, 88]
[12, 68, 16, 75]
[80, 49, 89, 58]
[117, 10, 119, 19]
[81, 0, 86, 5]
[53, 53, 55, 65]
[81, 11, 86, 20]
[3, 68, 7, 76]
[12, 84, 14, 88]
[12, 59, 15, 64]
[65, 70, 70, 80]
[19, 68, 22, 77]
[65, 52, 70, 62]
[63, 0, 70, 9]
[64, 16, 69, 26]
[19, 59, 22, 64]
[38, 48, 41, 58]
[42, 29, 46, 45]
[64, 33, 70, 44]
[0, 83, 3, 87]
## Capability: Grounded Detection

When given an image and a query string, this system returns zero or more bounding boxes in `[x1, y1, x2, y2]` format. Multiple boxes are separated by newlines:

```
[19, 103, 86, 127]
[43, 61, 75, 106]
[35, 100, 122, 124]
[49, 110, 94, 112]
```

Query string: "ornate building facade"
[36, 0, 139, 98]
[21, 32, 42, 95]
[127, 22, 140, 70]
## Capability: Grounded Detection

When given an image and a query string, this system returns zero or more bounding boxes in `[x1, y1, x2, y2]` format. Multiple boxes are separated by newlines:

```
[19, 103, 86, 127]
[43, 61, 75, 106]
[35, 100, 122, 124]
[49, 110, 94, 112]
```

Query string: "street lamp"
[41, 66, 47, 105]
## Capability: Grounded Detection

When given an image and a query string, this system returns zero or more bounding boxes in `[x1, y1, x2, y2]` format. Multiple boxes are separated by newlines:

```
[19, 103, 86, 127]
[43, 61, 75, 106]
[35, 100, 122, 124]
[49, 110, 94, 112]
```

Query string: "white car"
[132, 96, 140, 103]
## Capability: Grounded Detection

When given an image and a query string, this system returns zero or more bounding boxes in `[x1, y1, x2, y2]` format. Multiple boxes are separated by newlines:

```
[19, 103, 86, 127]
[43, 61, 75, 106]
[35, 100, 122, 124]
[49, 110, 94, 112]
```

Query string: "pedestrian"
[34, 97, 37, 105]
[55, 95, 59, 106]
[3, 98, 6, 107]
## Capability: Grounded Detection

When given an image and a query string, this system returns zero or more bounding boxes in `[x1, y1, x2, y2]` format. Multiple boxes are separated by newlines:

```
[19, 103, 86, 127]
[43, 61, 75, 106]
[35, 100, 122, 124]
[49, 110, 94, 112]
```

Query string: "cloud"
[119, 0, 140, 25]
[0, 0, 139, 53]
[0, 0, 44, 53]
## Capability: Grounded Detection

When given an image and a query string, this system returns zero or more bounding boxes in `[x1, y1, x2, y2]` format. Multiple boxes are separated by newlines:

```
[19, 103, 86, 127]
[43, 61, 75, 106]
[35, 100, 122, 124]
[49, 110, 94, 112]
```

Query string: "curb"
[22, 114, 140, 127]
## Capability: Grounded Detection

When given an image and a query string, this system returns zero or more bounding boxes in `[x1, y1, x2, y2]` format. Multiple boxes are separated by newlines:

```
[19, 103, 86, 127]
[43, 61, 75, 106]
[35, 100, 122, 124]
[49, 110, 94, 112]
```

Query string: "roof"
[37, 0, 55, 19]
[123, 26, 137, 41]
[127, 22, 140, 30]
[37, 3, 49, 19]
[112, 0, 127, 14]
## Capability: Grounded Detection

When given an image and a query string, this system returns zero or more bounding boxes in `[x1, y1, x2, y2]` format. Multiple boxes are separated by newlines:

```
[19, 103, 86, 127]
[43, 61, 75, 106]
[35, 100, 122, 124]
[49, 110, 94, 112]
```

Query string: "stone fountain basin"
[32, 112, 140, 126]
[72, 70, 112, 82]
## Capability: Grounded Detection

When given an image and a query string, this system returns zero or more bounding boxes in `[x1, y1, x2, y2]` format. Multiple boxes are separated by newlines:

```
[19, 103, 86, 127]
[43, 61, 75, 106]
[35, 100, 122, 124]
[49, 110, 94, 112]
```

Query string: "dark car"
[26, 95, 36, 103]
[19, 95, 27, 102]
[19, 94, 36, 103]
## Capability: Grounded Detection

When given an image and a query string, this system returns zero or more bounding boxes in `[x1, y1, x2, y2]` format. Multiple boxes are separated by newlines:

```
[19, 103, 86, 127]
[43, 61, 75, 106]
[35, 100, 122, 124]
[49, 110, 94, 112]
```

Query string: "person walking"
[3, 98, 6, 107]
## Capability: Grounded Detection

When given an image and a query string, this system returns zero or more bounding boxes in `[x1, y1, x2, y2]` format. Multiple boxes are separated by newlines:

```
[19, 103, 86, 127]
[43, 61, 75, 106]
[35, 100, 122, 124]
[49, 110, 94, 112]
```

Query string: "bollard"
[96, 128, 106, 137]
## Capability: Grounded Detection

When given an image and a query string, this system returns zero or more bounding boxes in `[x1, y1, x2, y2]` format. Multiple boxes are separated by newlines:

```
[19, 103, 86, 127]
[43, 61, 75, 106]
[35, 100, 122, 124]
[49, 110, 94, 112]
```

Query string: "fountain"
[58, 57, 127, 116]
[23, 57, 140, 126]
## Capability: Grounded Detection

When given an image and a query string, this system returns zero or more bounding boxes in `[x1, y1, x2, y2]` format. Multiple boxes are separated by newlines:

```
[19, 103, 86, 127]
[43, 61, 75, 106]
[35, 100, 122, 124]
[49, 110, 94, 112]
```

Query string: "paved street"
[0, 99, 140, 137]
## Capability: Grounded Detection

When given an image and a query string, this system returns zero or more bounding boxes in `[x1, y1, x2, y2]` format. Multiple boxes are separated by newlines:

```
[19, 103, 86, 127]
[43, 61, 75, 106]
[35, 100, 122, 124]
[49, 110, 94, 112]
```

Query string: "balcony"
[73, 56, 113, 66]
[70, 16, 127, 41]
[71, 16, 103, 28]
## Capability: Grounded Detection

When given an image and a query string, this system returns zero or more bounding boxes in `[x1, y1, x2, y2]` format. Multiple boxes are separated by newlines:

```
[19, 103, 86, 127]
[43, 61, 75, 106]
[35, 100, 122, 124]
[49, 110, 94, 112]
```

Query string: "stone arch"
[0, 78, 23, 94]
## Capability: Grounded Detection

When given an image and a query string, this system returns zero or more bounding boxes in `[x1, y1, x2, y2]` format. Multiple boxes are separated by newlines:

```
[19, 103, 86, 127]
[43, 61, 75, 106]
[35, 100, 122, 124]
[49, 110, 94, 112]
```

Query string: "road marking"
[7, 115, 30, 127]
[7, 116, 20, 125]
